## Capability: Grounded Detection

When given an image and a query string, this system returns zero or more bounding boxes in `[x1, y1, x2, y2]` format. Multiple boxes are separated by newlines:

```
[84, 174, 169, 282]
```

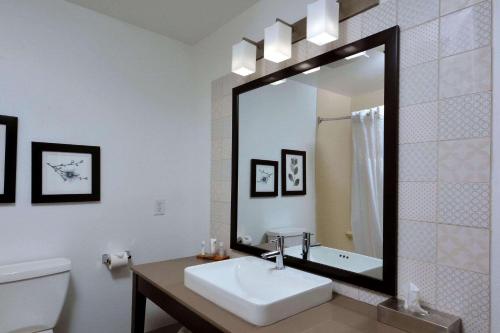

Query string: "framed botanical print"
[0, 115, 18, 203]
[250, 159, 278, 197]
[281, 149, 306, 196]
[32, 142, 100, 203]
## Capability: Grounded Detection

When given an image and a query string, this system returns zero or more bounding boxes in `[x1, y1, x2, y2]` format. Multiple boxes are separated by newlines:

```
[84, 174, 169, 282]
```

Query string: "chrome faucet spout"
[261, 250, 280, 259]
[261, 236, 285, 270]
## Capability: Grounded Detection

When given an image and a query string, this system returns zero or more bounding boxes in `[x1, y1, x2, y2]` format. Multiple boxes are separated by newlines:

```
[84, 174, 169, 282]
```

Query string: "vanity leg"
[132, 274, 146, 333]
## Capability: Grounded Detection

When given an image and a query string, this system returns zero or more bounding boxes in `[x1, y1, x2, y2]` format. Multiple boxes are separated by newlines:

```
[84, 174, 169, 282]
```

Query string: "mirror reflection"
[237, 45, 385, 279]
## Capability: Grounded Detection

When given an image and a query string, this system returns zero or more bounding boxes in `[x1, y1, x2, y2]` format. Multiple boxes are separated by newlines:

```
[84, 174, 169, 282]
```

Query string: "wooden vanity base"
[132, 273, 221, 333]
[131, 256, 404, 333]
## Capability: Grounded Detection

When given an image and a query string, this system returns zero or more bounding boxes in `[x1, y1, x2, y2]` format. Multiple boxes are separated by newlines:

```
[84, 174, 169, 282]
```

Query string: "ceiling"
[291, 46, 385, 97]
[65, 0, 259, 45]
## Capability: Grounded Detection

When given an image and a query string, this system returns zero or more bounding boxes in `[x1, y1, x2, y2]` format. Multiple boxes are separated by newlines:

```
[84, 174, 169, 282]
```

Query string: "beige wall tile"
[439, 47, 491, 98]
[400, 61, 438, 107]
[357, 288, 390, 305]
[399, 182, 437, 222]
[285, 40, 308, 67]
[398, 0, 439, 30]
[437, 224, 489, 273]
[438, 138, 490, 183]
[399, 102, 438, 144]
[211, 140, 232, 165]
[398, 258, 437, 305]
[212, 94, 232, 120]
[210, 221, 231, 247]
[361, 0, 397, 37]
[436, 265, 490, 333]
[439, 92, 491, 140]
[211, 180, 231, 202]
[399, 142, 438, 181]
[211, 201, 231, 225]
[441, 0, 485, 16]
[211, 77, 224, 102]
[211, 159, 231, 182]
[438, 182, 490, 228]
[332, 281, 359, 299]
[440, 1, 491, 57]
[399, 220, 437, 262]
[211, 116, 232, 140]
[401, 20, 439, 69]
[342, 14, 362, 44]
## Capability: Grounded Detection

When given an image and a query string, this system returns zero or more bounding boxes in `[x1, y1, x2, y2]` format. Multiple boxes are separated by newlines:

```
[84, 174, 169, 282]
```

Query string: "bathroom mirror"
[231, 27, 399, 295]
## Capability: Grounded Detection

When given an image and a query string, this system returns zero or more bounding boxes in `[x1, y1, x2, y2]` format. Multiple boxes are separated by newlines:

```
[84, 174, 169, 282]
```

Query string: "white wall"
[491, 0, 499, 330]
[0, 1, 209, 332]
[350, 89, 384, 112]
[238, 80, 317, 244]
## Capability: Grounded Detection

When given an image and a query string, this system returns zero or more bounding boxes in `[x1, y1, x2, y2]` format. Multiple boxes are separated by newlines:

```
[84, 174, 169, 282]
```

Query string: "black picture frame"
[230, 26, 399, 296]
[281, 149, 306, 196]
[250, 159, 278, 197]
[32, 142, 101, 203]
[0, 115, 18, 204]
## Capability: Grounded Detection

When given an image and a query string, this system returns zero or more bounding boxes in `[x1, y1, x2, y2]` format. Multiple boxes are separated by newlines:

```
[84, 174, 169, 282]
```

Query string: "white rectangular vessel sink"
[184, 256, 333, 326]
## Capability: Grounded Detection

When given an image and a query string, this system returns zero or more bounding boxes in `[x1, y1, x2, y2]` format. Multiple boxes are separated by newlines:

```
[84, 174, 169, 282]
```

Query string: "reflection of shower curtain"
[351, 107, 384, 259]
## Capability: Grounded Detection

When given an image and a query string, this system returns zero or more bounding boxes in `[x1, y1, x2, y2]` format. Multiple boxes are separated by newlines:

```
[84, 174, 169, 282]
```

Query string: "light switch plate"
[154, 199, 166, 216]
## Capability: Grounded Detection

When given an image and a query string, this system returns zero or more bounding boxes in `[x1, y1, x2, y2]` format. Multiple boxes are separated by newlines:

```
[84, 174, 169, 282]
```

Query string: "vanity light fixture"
[345, 51, 369, 60]
[232, 39, 257, 76]
[303, 67, 321, 75]
[307, 0, 340, 46]
[270, 79, 287, 86]
[264, 20, 292, 63]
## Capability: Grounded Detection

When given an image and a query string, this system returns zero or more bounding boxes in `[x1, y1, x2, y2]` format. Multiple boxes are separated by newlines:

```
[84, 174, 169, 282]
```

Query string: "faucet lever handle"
[271, 235, 285, 251]
[271, 235, 284, 242]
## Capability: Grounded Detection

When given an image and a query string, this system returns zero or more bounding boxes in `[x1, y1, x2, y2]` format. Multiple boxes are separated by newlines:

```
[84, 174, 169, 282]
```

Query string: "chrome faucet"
[261, 235, 285, 270]
[302, 232, 313, 260]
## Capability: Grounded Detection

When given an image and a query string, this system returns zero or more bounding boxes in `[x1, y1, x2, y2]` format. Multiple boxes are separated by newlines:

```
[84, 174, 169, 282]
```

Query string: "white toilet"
[0, 258, 71, 333]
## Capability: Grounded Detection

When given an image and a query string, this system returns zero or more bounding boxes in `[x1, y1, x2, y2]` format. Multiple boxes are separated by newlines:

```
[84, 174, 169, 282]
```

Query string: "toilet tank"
[0, 258, 71, 333]
[266, 227, 308, 247]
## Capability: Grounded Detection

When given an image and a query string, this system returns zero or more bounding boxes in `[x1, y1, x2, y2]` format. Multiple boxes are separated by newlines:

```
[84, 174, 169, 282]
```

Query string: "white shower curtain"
[350, 107, 384, 259]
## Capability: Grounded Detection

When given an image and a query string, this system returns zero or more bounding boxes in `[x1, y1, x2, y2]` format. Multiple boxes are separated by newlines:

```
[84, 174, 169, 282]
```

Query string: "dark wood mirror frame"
[230, 26, 399, 295]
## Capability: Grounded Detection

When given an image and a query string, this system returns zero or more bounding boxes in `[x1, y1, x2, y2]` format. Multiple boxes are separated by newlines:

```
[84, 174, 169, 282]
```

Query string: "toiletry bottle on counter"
[210, 238, 217, 255]
[200, 241, 206, 256]
[217, 242, 225, 257]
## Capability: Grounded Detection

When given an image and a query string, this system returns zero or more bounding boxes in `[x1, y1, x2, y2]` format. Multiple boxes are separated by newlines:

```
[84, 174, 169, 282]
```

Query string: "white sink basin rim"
[184, 256, 333, 326]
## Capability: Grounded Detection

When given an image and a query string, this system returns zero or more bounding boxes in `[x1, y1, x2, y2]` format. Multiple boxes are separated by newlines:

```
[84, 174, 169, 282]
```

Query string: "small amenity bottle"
[210, 238, 217, 255]
[217, 242, 225, 257]
[200, 241, 206, 256]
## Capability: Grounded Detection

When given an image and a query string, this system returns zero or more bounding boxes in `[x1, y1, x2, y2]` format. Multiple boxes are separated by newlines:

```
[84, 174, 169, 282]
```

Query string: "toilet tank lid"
[266, 227, 307, 237]
[0, 258, 71, 284]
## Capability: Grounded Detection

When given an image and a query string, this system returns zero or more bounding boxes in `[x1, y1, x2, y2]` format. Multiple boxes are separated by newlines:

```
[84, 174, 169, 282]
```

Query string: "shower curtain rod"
[317, 115, 351, 125]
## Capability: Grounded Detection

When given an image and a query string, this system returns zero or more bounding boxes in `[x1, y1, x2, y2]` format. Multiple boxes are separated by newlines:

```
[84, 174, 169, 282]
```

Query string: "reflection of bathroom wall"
[351, 89, 384, 112]
[238, 80, 317, 244]
[316, 89, 354, 251]
[316, 88, 383, 251]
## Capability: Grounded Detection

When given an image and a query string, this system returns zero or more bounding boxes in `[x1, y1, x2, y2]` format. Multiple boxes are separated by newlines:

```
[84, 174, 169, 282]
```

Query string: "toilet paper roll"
[106, 252, 129, 270]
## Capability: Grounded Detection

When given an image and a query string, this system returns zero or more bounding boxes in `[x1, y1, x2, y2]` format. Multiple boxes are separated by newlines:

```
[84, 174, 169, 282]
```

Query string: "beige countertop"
[132, 256, 404, 333]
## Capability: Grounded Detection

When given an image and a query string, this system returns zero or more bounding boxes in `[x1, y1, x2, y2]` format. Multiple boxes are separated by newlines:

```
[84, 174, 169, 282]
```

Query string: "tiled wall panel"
[210, 1, 492, 331]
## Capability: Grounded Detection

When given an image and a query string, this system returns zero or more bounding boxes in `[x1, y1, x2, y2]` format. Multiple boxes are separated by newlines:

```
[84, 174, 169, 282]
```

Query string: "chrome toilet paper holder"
[102, 251, 132, 265]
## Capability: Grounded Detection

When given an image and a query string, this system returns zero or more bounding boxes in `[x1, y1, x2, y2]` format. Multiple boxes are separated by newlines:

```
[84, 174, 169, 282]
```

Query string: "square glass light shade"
[264, 21, 292, 63]
[232, 40, 257, 76]
[307, 0, 339, 46]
